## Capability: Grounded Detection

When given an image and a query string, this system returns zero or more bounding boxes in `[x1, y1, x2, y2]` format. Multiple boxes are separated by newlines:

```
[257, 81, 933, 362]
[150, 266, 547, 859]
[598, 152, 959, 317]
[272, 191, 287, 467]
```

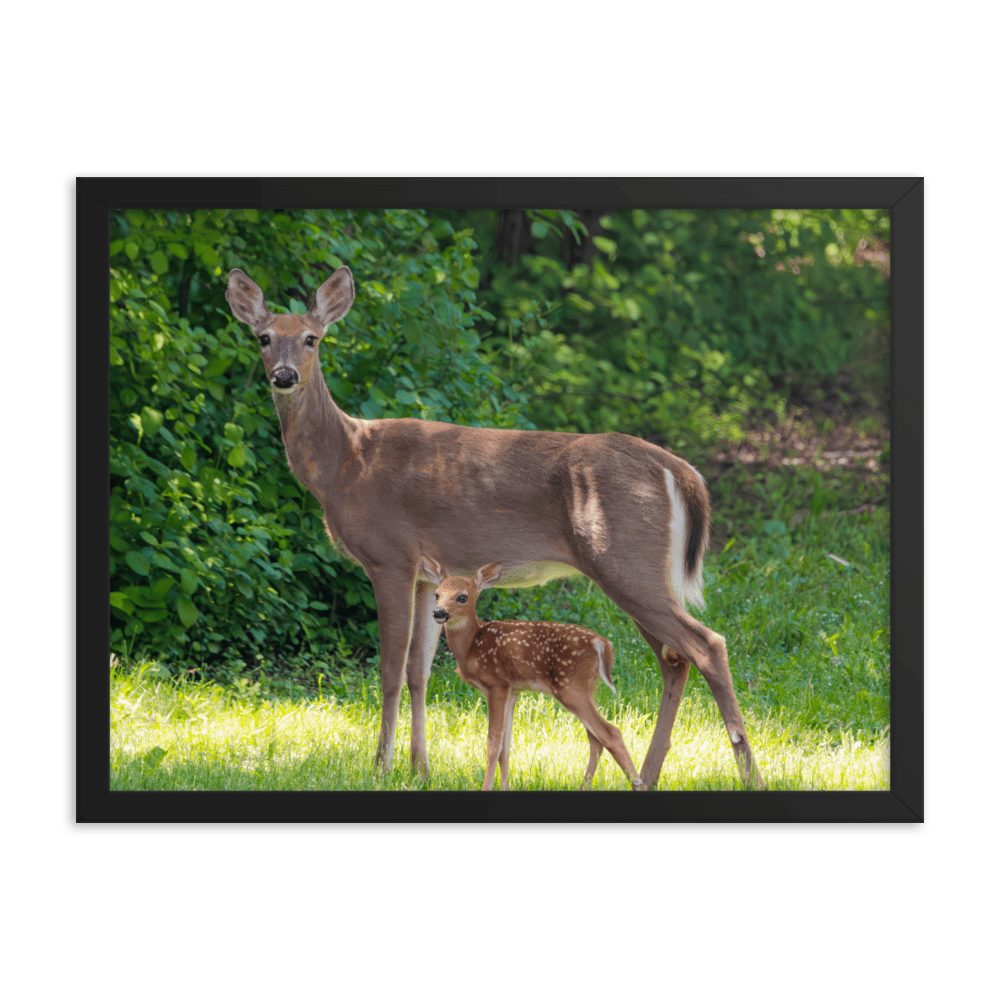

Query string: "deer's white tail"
[594, 638, 615, 694]
[663, 466, 710, 610]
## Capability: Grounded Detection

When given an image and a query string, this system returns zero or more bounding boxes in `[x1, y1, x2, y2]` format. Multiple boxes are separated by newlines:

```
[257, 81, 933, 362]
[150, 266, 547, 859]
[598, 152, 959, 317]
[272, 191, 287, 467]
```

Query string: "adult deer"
[225, 265, 764, 790]
[422, 557, 646, 791]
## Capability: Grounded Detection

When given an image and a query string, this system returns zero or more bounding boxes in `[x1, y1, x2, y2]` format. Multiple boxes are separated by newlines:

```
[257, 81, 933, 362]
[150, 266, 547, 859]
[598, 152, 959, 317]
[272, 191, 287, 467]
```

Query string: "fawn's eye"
[258, 334, 270, 347]
[433, 593, 438, 601]
[305, 335, 317, 347]
[457, 595, 468, 603]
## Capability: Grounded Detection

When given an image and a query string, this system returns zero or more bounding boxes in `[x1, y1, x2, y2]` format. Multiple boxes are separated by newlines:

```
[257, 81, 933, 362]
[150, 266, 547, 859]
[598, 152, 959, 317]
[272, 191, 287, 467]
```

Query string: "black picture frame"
[79, 177, 922, 823]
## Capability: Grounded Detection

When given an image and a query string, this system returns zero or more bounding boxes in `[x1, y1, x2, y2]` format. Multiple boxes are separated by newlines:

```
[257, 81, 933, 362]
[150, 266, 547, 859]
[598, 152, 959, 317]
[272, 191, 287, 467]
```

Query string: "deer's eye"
[457, 595, 468, 604]
[258, 334, 270, 347]
[305, 335, 317, 348]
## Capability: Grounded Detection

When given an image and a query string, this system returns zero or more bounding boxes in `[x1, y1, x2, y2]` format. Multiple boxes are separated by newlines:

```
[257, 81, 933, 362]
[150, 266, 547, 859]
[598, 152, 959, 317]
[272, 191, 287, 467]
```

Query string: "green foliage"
[460, 208, 889, 457]
[110, 208, 531, 672]
[109, 205, 888, 680]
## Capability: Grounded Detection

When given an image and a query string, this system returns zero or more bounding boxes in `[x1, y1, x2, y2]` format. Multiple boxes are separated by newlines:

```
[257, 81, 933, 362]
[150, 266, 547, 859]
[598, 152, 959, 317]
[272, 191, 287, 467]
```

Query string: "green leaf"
[180, 445, 196, 471]
[176, 595, 199, 628]
[140, 407, 164, 437]
[530, 221, 548, 239]
[197, 244, 220, 268]
[227, 442, 248, 467]
[167, 242, 189, 259]
[203, 357, 231, 377]
[150, 250, 170, 275]
[179, 568, 198, 595]
[109, 592, 136, 615]
[139, 531, 158, 547]
[149, 577, 175, 600]
[223, 422, 245, 444]
[125, 551, 152, 576]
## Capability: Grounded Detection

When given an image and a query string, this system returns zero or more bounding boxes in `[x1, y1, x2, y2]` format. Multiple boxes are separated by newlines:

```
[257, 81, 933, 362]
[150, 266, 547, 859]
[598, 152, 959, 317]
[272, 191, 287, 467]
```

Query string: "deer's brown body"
[423, 559, 644, 790]
[225, 265, 764, 790]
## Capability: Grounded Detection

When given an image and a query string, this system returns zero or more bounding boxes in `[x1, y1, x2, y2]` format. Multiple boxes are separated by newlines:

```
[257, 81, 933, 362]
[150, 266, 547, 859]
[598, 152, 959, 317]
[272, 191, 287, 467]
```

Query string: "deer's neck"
[444, 615, 486, 670]
[273, 374, 355, 495]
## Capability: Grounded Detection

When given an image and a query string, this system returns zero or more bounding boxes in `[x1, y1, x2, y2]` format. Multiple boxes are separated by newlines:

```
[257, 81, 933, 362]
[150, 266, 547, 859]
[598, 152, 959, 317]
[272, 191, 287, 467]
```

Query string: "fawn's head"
[421, 556, 503, 630]
[225, 267, 354, 394]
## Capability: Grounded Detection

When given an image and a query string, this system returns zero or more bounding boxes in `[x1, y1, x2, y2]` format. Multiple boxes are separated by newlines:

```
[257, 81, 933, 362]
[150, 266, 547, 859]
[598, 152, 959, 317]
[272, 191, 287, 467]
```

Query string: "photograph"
[81, 178, 921, 822]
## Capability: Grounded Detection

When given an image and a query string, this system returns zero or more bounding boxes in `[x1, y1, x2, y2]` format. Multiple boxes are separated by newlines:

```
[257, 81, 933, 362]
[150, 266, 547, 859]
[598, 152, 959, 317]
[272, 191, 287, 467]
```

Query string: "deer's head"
[225, 267, 354, 394]
[421, 556, 503, 630]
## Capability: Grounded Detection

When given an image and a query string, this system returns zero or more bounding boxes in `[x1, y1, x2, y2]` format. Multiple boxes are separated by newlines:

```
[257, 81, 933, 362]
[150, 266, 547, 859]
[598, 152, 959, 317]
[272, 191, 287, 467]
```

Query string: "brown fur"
[423, 558, 644, 791]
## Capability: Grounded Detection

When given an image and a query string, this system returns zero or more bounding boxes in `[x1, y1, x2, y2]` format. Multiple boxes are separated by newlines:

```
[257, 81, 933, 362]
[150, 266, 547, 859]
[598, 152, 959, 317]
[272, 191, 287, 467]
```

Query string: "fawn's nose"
[271, 366, 299, 389]
[432, 608, 449, 623]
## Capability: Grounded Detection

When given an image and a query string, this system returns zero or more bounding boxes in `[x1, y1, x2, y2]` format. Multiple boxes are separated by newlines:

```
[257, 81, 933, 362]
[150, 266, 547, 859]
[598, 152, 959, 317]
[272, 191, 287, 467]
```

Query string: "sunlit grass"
[111, 503, 889, 792]
[111, 664, 887, 793]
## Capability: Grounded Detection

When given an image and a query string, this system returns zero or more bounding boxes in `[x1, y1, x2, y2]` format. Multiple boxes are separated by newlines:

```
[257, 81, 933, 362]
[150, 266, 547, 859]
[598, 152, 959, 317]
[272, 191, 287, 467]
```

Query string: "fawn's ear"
[225, 270, 272, 333]
[472, 562, 503, 591]
[307, 266, 355, 330]
[420, 554, 446, 586]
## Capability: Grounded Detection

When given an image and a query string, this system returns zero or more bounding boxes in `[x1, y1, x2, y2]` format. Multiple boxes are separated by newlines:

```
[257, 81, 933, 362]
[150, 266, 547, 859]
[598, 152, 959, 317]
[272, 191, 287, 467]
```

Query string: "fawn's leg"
[556, 687, 645, 791]
[498, 690, 518, 791]
[482, 686, 511, 791]
[580, 730, 604, 789]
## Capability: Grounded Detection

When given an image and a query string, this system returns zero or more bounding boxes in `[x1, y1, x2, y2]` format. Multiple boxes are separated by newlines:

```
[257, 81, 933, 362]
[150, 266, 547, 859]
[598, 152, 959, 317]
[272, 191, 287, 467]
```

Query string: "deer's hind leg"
[628, 601, 764, 790]
[632, 621, 691, 790]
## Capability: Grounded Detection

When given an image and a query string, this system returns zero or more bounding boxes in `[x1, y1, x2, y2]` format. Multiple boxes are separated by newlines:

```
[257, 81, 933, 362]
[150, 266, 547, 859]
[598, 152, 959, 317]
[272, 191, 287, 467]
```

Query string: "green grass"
[111, 498, 889, 792]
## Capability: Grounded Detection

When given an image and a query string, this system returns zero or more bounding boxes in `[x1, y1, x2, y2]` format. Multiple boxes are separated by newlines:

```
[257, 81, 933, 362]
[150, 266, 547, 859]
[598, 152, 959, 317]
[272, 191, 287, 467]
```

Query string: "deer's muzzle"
[432, 609, 449, 623]
[271, 366, 299, 390]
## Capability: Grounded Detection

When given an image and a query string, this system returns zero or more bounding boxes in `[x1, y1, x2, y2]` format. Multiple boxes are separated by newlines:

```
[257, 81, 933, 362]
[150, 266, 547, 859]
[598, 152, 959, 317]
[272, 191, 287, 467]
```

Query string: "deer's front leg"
[482, 687, 511, 791]
[369, 568, 417, 776]
[406, 580, 442, 779]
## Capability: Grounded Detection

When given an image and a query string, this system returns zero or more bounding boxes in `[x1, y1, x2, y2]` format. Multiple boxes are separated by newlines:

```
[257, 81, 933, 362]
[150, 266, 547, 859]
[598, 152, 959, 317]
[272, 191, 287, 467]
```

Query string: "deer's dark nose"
[271, 367, 299, 389]
[432, 609, 449, 623]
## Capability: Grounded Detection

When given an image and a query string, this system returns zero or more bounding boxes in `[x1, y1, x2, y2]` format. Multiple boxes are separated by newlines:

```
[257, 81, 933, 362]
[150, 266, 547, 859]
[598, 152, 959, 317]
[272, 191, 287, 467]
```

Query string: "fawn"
[421, 556, 646, 791]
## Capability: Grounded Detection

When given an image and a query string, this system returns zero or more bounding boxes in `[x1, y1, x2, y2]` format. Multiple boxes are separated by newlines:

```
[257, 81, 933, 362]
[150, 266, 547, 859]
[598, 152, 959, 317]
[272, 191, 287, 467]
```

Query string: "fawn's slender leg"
[405, 580, 442, 778]
[482, 686, 511, 791]
[580, 730, 604, 789]
[369, 568, 417, 775]
[498, 690, 518, 791]
[555, 686, 644, 790]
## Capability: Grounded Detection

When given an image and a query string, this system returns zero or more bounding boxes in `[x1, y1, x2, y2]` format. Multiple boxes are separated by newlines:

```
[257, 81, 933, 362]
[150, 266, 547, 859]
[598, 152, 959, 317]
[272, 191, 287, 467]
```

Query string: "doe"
[422, 556, 645, 791]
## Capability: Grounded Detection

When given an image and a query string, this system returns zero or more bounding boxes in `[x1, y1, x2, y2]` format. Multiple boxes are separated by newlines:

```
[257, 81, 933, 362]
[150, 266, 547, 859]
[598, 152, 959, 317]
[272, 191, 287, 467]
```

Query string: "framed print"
[79, 177, 922, 822]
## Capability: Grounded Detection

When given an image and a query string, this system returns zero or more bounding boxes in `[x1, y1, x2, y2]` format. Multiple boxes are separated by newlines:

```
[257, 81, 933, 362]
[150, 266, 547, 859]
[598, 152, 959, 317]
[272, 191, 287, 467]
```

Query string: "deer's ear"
[420, 554, 446, 586]
[225, 269, 272, 333]
[307, 266, 355, 330]
[472, 563, 503, 591]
